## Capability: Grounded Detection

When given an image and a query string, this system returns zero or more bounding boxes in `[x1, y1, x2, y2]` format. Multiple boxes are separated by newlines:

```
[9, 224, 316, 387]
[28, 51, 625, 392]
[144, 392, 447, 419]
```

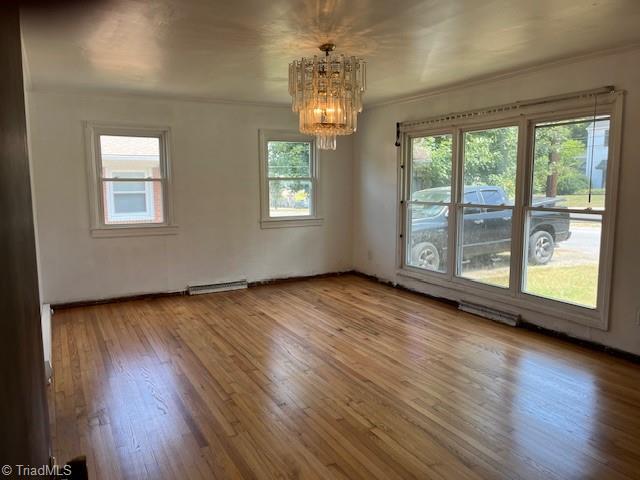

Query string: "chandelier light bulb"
[289, 43, 366, 150]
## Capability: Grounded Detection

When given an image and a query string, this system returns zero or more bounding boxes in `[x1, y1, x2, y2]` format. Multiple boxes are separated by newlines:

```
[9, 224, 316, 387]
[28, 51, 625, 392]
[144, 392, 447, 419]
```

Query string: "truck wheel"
[412, 242, 441, 270]
[528, 231, 554, 265]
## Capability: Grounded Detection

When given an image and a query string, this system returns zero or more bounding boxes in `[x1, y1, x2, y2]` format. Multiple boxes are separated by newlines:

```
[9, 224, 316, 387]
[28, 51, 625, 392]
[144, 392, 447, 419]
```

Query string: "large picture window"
[399, 89, 622, 329]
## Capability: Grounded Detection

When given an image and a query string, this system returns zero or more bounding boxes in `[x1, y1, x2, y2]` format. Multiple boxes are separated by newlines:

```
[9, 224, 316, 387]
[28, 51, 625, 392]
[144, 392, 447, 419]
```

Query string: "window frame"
[258, 129, 322, 229]
[85, 122, 177, 237]
[397, 90, 624, 330]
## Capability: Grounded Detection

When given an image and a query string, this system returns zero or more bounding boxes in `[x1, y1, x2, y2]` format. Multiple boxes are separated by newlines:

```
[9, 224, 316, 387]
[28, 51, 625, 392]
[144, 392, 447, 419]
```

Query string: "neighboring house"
[585, 119, 610, 189]
[100, 136, 164, 224]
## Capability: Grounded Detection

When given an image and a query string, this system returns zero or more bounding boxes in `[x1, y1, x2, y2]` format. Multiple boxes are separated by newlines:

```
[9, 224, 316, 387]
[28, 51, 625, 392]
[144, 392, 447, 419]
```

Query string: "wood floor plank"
[49, 274, 640, 479]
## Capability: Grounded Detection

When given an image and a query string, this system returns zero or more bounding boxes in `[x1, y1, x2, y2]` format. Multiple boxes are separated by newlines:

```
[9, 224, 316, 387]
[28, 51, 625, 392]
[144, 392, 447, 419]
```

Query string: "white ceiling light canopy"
[288, 43, 366, 150]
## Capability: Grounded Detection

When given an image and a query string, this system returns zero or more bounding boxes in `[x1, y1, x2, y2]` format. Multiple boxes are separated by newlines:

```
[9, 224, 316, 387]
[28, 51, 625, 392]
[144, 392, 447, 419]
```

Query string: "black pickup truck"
[409, 186, 571, 271]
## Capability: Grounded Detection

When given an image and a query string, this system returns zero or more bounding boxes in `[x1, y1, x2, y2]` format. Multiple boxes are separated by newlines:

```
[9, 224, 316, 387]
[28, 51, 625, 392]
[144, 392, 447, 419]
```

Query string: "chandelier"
[288, 43, 366, 150]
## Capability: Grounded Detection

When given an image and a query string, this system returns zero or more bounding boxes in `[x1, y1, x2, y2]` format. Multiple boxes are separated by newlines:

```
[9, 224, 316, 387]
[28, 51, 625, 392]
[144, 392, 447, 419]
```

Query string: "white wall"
[353, 48, 640, 355]
[28, 91, 353, 304]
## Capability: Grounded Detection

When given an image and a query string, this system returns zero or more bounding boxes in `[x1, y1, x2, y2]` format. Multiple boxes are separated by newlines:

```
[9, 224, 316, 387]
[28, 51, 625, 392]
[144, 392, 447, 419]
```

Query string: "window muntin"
[406, 133, 453, 274]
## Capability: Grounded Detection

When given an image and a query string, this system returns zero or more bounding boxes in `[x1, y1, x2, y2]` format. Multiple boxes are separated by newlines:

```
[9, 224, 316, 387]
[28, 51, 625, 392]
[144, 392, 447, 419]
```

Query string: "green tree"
[412, 124, 589, 201]
[533, 126, 589, 197]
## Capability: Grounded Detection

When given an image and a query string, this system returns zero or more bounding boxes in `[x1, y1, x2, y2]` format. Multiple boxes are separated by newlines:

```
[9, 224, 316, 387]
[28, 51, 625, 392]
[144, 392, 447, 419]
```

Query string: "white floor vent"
[188, 280, 248, 295]
[459, 302, 520, 327]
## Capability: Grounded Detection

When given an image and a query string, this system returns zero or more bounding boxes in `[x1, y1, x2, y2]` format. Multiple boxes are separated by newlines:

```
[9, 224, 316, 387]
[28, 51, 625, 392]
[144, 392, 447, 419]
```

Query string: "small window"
[259, 130, 320, 228]
[86, 124, 175, 236]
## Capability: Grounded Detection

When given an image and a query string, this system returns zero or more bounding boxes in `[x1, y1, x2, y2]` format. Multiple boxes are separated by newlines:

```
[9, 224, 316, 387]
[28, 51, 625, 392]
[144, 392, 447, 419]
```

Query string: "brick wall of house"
[152, 166, 163, 223]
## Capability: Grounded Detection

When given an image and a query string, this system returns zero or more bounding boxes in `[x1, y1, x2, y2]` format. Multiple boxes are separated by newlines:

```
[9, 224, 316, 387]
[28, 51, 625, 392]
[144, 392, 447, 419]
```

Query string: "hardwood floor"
[49, 274, 640, 479]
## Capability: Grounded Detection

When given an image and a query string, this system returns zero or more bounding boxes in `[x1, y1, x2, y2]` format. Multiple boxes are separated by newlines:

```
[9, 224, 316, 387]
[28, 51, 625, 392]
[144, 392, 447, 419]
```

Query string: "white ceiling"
[21, 0, 640, 106]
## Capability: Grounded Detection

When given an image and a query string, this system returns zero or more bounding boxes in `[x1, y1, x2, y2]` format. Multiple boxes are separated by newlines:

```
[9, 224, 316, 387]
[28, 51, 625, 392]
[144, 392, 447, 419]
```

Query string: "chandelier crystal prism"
[288, 43, 366, 150]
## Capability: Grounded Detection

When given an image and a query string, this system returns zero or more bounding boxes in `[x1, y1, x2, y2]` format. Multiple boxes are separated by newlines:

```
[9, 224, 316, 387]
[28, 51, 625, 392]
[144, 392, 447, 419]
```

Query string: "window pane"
[523, 211, 600, 308]
[268, 180, 311, 217]
[100, 135, 161, 179]
[532, 117, 610, 210]
[463, 126, 518, 205]
[267, 141, 311, 178]
[410, 134, 452, 202]
[114, 194, 146, 213]
[458, 207, 512, 288]
[406, 203, 448, 273]
[103, 180, 164, 225]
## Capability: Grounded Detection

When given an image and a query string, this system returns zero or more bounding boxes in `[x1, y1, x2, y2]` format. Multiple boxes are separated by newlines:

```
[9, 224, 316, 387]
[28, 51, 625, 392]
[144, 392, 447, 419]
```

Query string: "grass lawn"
[562, 194, 605, 209]
[468, 264, 598, 308]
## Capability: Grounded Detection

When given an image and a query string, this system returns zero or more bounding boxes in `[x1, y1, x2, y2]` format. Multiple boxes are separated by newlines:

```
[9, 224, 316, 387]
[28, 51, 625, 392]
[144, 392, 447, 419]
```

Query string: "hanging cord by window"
[587, 95, 598, 206]
[395, 122, 401, 147]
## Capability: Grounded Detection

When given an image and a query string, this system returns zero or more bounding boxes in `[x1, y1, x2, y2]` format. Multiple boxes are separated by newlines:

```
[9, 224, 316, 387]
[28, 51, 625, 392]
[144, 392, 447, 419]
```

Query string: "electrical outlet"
[636, 309, 640, 326]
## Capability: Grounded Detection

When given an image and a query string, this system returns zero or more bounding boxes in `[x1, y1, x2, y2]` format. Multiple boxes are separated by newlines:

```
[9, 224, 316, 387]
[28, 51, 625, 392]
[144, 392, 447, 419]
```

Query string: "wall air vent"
[188, 280, 248, 295]
[459, 301, 520, 327]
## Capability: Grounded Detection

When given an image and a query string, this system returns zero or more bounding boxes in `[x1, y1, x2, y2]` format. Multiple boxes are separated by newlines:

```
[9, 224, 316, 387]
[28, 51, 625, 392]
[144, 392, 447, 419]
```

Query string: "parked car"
[409, 186, 571, 270]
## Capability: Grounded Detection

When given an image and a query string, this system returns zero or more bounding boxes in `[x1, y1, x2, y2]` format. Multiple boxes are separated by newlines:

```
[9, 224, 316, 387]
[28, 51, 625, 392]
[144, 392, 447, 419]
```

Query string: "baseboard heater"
[188, 280, 248, 295]
[458, 301, 520, 326]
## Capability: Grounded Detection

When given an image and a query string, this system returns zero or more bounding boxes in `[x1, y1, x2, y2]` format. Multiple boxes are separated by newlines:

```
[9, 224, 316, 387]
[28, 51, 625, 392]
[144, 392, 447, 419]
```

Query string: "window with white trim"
[259, 130, 321, 228]
[399, 89, 623, 329]
[86, 124, 175, 236]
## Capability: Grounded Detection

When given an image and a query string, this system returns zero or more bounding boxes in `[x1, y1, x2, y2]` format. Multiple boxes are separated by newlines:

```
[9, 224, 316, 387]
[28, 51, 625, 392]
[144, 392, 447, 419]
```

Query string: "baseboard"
[51, 290, 187, 310]
[351, 270, 640, 364]
[51, 270, 353, 310]
[518, 321, 640, 364]
[351, 270, 459, 307]
[248, 270, 354, 287]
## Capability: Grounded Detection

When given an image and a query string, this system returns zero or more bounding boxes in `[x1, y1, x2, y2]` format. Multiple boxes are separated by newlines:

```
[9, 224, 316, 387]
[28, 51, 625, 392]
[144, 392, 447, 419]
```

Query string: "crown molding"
[367, 43, 640, 110]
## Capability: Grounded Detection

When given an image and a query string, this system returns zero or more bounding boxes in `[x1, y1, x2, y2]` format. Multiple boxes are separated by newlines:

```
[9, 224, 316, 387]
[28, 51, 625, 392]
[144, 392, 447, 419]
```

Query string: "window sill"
[90, 225, 179, 238]
[396, 267, 607, 331]
[260, 217, 323, 229]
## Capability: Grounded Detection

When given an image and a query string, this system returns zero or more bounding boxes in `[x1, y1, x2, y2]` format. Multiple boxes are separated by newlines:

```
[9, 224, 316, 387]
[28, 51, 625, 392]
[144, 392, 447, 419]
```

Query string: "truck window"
[481, 189, 504, 205]
[463, 191, 481, 204]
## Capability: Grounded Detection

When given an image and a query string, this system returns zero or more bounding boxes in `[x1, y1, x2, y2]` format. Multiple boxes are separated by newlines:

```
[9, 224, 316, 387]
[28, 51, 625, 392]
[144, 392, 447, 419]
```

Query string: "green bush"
[557, 173, 589, 195]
